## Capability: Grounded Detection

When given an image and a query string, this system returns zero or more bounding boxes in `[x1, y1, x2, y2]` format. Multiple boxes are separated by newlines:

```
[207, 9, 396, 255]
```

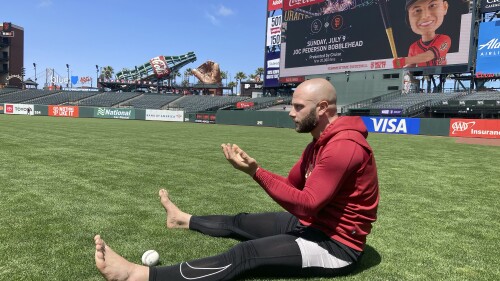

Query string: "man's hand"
[221, 143, 259, 176]
[192, 61, 222, 84]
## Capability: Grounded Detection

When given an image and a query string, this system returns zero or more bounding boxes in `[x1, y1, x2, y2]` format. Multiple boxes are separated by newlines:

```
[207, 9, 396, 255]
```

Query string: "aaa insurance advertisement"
[281, 0, 471, 76]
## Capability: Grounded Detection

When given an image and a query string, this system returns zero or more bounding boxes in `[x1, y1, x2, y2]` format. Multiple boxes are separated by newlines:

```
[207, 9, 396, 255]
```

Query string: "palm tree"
[174, 71, 181, 86]
[170, 70, 181, 86]
[185, 68, 193, 84]
[234, 72, 247, 95]
[255, 67, 264, 82]
[220, 71, 228, 86]
[102, 66, 114, 80]
[227, 81, 237, 95]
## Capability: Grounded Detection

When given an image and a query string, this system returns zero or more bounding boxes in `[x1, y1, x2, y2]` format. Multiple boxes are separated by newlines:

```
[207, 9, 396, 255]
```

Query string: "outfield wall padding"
[79, 107, 95, 118]
[34, 105, 48, 116]
[216, 111, 295, 128]
[420, 118, 451, 136]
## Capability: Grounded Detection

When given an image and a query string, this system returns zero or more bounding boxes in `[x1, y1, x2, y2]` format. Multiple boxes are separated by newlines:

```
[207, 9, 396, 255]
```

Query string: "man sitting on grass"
[94, 78, 380, 281]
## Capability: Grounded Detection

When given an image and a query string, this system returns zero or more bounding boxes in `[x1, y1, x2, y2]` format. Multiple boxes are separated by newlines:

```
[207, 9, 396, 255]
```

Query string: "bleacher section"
[369, 92, 465, 109]
[77, 92, 141, 107]
[343, 90, 468, 116]
[455, 91, 500, 101]
[0, 88, 19, 96]
[121, 94, 180, 109]
[0, 89, 60, 104]
[245, 96, 292, 111]
[21, 91, 99, 105]
[169, 95, 248, 113]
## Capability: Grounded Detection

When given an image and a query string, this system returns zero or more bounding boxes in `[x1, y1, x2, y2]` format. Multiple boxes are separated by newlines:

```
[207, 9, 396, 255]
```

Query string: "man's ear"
[443, 1, 449, 15]
[318, 100, 329, 115]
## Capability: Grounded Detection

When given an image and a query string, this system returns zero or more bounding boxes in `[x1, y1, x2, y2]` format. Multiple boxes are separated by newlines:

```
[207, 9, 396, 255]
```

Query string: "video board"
[280, 0, 472, 77]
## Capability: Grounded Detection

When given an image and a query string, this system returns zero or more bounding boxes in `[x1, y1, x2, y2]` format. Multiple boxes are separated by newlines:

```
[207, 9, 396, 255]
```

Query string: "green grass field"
[0, 114, 499, 281]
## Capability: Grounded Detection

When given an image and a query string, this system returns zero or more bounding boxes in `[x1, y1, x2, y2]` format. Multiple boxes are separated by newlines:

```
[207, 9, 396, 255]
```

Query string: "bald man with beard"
[94, 78, 380, 281]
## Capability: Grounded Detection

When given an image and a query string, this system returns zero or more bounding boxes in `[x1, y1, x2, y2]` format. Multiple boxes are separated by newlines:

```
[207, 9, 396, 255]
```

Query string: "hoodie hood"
[315, 116, 369, 148]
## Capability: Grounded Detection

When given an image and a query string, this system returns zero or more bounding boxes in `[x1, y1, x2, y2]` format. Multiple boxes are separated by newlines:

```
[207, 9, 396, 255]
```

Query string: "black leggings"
[149, 212, 360, 281]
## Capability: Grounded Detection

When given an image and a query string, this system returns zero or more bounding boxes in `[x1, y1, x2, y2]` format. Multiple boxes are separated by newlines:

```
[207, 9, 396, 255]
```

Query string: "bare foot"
[94, 235, 149, 281]
[159, 189, 192, 229]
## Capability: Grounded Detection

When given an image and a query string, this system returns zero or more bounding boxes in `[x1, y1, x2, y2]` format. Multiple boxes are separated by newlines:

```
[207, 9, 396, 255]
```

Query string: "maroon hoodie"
[253, 116, 379, 251]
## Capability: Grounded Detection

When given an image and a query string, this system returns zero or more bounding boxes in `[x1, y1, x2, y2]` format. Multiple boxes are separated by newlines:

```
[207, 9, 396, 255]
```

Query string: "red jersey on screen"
[408, 34, 451, 67]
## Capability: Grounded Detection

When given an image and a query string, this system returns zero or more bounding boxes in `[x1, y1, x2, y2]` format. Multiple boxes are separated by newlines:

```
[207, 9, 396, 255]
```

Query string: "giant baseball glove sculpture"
[192, 60, 222, 84]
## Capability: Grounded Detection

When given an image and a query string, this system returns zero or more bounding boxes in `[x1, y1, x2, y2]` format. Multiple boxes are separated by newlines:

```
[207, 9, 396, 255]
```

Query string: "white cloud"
[217, 5, 234, 16]
[38, 0, 53, 7]
[205, 4, 233, 26]
[205, 12, 220, 26]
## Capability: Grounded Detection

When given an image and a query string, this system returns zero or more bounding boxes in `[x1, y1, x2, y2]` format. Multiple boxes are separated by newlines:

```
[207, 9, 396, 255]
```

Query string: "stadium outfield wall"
[1, 103, 498, 139]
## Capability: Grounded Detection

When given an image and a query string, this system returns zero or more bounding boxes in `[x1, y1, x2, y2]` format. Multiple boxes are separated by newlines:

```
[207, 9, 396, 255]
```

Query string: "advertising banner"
[94, 107, 135, 120]
[481, 0, 500, 13]
[283, 0, 325, 11]
[279, 76, 305, 83]
[265, 51, 281, 87]
[195, 113, 216, 124]
[449, 119, 500, 139]
[149, 56, 171, 78]
[4, 104, 35, 115]
[362, 117, 420, 135]
[48, 105, 79, 118]
[268, 0, 283, 11]
[380, 109, 403, 116]
[281, 0, 471, 77]
[145, 109, 183, 122]
[0, 104, 3, 114]
[236, 102, 255, 109]
[266, 15, 282, 47]
[475, 21, 500, 76]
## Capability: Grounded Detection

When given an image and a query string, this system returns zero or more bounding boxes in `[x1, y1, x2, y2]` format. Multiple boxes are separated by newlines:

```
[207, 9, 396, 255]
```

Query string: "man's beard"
[295, 108, 318, 133]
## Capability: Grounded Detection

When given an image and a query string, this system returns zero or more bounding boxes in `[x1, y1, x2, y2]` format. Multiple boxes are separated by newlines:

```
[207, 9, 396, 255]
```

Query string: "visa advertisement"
[362, 117, 420, 135]
[475, 21, 500, 76]
[281, 0, 472, 76]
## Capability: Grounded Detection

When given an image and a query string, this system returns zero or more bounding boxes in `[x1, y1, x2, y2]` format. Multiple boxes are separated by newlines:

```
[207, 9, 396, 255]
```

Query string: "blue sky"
[3, 0, 267, 84]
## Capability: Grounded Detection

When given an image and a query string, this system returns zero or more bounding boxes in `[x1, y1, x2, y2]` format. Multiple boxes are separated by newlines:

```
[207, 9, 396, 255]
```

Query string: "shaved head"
[294, 78, 337, 113]
[289, 78, 339, 136]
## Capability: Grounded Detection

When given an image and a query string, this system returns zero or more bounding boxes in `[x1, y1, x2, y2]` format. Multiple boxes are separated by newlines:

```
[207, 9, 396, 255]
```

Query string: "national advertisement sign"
[362, 117, 420, 135]
[4, 104, 35, 115]
[94, 107, 135, 120]
[475, 21, 500, 76]
[280, 0, 471, 77]
[145, 109, 183, 122]
[449, 119, 500, 139]
[48, 105, 79, 118]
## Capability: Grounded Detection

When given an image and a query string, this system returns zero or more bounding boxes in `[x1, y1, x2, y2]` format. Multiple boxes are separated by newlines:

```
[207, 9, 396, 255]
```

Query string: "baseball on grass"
[141, 250, 160, 266]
